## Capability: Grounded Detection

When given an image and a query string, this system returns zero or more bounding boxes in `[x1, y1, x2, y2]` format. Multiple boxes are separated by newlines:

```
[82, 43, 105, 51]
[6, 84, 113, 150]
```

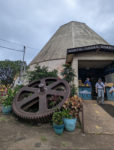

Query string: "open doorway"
[78, 60, 114, 100]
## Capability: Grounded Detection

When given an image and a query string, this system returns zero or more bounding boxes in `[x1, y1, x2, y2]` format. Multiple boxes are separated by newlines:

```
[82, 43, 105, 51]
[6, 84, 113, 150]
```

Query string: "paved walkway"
[79, 100, 114, 134]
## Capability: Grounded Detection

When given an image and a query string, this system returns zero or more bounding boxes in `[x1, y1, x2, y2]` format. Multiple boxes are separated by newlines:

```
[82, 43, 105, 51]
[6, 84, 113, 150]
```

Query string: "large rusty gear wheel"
[12, 77, 70, 124]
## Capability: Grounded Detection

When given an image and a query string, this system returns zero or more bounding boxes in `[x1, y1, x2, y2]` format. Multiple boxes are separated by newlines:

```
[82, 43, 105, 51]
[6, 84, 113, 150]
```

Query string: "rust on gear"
[12, 77, 70, 124]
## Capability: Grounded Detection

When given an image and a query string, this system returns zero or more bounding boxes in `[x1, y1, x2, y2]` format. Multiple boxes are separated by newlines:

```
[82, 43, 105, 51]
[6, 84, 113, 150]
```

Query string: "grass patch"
[61, 142, 67, 147]
[54, 135, 58, 138]
[40, 136, 47, 141]
[95, 132, 100, 135]
[0, 117, 8, 122]
[24, 123, 33, 126]
[77, 125, 82, 129]
[76, 146, 79, 149]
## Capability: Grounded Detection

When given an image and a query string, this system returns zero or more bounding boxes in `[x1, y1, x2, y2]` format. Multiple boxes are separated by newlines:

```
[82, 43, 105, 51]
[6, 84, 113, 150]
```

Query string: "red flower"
[58, 77, 61, 79]
[66, 63, 69, 65]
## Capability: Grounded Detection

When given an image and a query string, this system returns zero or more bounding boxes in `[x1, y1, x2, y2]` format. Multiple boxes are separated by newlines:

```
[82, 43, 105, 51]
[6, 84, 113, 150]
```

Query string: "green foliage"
[49, 95, 62, 108]
[62, 95, 82, 118]
[50, 101, 56, 107]
[62, 109, 72, 119]
[52, 111, 63, 125]
[61, 142, 67, 147]
[70, 84, 78, 97]
[0, 89, 17, 107]
[52, 107, 60, 111]
[13, 84, 24, 92]
[61, 63, 76, 83]
[28, 93, 33, 96]
[40, 136, 47, 141]
[25, 63, 58, 82]
[0, 60, 28, 89]
[77, 125, 82, 129]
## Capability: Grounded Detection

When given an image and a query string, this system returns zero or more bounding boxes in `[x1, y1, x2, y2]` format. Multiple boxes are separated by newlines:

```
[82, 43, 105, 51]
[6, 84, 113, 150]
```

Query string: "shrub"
[52, 111, 63, 125]
[0, 60, 28, 89]
[62, 95, 82, 118]
[13, 84, 24, 92]
[0, 89, 17, 107]
[61, 63, 76, 83]
[70, 84, 78, 97]
[25, 63, 58, 82]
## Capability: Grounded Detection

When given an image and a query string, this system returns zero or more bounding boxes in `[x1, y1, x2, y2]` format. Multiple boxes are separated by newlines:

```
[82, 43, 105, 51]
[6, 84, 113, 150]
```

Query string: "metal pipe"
[81, 103, 85, 135]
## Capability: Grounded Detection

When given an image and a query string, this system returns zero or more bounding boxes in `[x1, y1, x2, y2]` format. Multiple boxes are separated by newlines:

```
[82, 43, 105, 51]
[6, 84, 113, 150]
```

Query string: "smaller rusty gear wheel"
[12, 77, 70, 124]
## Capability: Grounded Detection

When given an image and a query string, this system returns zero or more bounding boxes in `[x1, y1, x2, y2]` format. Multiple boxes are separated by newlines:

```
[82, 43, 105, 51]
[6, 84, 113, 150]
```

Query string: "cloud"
[0, 0, 113, 64]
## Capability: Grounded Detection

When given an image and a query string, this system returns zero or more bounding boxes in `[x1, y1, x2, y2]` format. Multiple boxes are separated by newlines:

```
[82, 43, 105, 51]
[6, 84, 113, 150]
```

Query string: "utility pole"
[18, 46, 26, 85]
[23, 46, 25, 64]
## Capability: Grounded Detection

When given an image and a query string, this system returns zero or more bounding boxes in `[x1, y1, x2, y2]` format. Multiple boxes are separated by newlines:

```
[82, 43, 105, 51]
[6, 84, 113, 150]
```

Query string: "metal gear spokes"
[12, 77, 70, 124]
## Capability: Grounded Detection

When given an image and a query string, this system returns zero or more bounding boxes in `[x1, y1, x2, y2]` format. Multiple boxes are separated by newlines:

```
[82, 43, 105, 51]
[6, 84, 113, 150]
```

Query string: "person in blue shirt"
[109, 83, 114, 96]
[84, 78, 91, 86]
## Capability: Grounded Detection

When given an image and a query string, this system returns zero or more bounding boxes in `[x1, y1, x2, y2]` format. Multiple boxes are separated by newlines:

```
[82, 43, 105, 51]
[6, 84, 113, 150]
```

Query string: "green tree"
[61, 63, 77, 96]
[61, 63, 76, 83]
[0, 60, 27, 89]
[25, 63, 58, 82]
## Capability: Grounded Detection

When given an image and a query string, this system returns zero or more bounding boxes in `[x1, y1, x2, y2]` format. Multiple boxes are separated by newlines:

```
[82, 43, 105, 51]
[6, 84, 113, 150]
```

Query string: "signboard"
[79, 90, 91, 94]
[67, 44, 114, 54]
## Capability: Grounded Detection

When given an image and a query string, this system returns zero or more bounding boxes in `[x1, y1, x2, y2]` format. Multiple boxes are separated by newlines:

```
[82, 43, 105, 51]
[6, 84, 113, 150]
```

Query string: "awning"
[66, 44, 114, 63]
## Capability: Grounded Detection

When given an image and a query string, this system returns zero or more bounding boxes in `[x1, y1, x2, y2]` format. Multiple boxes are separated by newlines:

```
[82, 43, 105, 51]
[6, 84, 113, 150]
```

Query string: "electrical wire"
[0, 45, 23, 52]
[0, 38, 39, 51]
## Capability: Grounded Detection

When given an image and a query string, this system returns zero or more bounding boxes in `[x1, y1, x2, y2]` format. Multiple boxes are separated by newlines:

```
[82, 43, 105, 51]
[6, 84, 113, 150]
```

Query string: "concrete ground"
[0, 106, 114, 149]
[80, 100, 114, 134]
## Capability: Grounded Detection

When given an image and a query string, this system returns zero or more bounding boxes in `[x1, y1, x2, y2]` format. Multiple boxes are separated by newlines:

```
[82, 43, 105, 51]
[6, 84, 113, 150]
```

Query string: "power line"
[0, 45, 23, 52]
[0, 38, 39, 51]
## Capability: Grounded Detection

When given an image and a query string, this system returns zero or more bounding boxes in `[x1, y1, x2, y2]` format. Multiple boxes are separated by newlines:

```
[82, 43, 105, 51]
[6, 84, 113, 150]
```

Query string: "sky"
[0, 0, 114, 65]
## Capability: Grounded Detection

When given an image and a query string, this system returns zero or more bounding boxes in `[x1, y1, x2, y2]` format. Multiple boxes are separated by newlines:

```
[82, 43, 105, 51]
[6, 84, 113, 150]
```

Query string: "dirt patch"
[0, 106, 114, 149]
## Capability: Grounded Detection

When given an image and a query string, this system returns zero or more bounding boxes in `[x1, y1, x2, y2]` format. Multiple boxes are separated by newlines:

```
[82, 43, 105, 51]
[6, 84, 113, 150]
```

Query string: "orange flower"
[66, 63, 69, 65]
[58, 77, 61, 79]
[64, 75, 66, 77]
[61, 70, 63, 72]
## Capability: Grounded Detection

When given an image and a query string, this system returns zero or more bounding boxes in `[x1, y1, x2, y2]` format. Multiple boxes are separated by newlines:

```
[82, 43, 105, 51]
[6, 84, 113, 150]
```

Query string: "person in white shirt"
[95, 78, 105, 105]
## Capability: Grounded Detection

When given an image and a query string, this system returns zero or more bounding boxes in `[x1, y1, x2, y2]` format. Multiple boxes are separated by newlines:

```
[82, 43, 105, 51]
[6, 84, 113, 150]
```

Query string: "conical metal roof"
[29, 21, 109, 66]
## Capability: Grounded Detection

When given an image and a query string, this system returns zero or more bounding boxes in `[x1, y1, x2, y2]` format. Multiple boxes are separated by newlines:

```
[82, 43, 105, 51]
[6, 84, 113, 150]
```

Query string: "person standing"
[109, 83, 114, 96]
[84, 78, 91, 86]
[95, 78, 105, 105]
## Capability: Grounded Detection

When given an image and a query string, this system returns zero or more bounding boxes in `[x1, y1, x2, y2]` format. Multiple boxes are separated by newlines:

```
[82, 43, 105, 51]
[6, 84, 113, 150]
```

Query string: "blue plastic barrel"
[79, 86, 92, 100]
[63, 117, 77, 132]
[2, 105, 12, 115]
[53, 123, 64, 135]
[106, 87, 114, 101]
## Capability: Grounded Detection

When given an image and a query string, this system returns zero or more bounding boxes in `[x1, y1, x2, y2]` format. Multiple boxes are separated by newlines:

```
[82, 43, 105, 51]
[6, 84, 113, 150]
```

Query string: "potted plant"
[52, 108, 64, 135]
[0, 89, 17, 115]
[62, 95, 82, 132]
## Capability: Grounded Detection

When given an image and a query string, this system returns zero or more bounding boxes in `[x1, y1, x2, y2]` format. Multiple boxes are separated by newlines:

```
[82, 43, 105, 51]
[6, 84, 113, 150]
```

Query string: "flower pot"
[63, 117, 77, 132]
[2, 105, 12, 115]
[53, 123, 64, 135]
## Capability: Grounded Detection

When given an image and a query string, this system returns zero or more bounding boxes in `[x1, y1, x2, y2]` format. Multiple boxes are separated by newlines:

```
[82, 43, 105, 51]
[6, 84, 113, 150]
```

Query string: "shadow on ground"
[100, 104, 114, 117]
